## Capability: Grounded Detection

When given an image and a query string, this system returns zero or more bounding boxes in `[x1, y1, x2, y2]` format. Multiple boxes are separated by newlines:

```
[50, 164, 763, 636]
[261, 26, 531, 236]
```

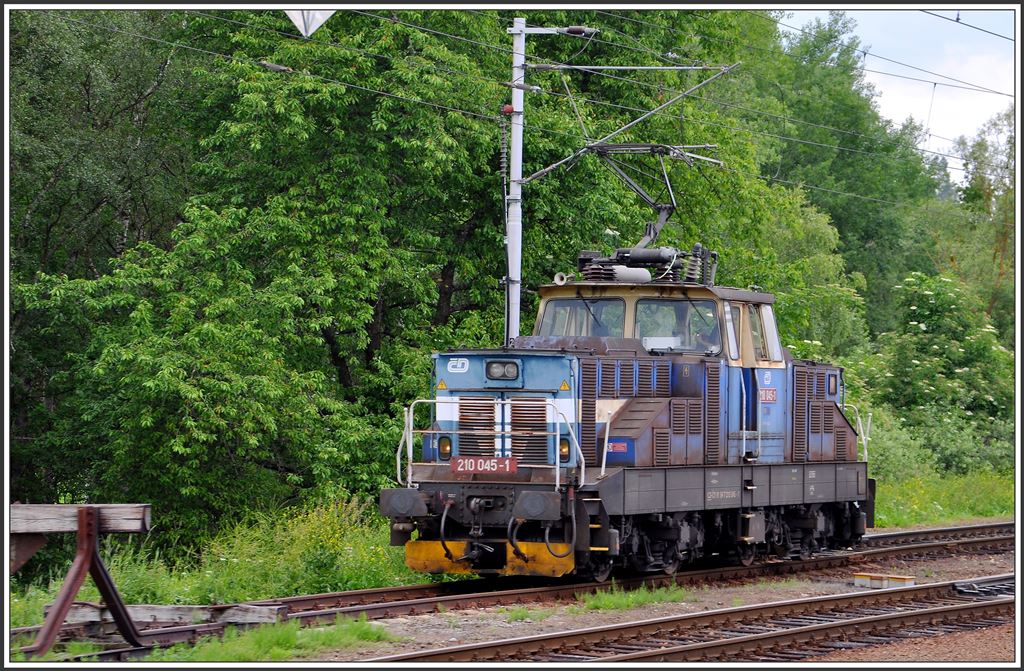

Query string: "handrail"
[843, 403, 872, 462]
[600, 409, 613, 478]
[756, 379, 762, 459]
[403, 397, 584, 491]
[553, 406, 585, 488]
[740, 374, 747, 457]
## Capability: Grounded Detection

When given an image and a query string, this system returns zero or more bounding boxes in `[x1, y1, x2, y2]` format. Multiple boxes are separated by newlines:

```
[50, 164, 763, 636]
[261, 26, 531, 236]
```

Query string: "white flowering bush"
[858, 272, 1014, 474]
[868, 272, 1013, 421]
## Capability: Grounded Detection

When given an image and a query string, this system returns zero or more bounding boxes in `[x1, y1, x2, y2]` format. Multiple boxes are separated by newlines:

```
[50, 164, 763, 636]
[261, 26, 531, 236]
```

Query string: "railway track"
[368, 574, 1015, 662]
[11, 522, 1014, 661]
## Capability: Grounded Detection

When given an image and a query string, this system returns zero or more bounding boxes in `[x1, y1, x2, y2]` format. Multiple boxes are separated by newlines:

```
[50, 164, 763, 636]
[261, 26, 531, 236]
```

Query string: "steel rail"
[19, 524, 1011, 660]
[860, 521, 1015, 546]
[367, 574, 1015, 662]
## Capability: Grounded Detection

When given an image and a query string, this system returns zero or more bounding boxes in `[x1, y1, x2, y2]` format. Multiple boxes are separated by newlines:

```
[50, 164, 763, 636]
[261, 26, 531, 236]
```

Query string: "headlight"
[486, 360, 519, 380]
[438, 436, 452, 460]
[559, 438, 571, 461]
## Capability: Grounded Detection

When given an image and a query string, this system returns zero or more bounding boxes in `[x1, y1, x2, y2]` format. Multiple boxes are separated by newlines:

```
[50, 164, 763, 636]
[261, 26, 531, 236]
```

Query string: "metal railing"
[396, 398, 585, 491]
[600, 409, 613, 478]
[842, 403, 872, 462]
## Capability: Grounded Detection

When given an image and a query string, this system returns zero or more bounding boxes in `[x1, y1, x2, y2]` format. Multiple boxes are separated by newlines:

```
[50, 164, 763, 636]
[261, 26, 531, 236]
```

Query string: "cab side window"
[723, 301, 740, 359]
[747, 304, 766, 360]
[759, 305, 784, 361]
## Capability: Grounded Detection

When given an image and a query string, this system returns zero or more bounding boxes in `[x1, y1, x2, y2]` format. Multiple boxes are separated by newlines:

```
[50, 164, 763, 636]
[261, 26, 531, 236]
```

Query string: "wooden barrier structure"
[10, 504, 152, 658]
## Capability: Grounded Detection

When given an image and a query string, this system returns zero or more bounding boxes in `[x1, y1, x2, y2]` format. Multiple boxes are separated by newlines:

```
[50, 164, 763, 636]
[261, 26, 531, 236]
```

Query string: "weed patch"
[145, 616, 393, 662]
[574, 582, 692, 611]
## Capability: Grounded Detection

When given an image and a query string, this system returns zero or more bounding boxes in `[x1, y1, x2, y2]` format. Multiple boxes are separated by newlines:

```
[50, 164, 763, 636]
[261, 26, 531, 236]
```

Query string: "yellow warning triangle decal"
[437, 379, 447, 390]
[559, 379, 570, 391]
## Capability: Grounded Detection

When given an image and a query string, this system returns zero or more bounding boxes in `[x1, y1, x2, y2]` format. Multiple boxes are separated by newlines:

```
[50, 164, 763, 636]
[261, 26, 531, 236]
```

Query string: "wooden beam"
[45, 602, 287, 626]
[10, 504, 152, 534]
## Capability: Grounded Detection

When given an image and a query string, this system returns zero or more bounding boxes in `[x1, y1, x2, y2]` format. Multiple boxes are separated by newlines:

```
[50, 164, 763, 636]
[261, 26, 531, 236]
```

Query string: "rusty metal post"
[20, 506, 147, 658]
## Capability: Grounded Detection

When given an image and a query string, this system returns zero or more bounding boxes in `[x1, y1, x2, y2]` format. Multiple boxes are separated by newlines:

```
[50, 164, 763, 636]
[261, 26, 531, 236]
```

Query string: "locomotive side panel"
[666, 468, 705, 510]
[804, 464, 837, 502]
[769, 465, 804, 505]
[624, 469, 666, 514]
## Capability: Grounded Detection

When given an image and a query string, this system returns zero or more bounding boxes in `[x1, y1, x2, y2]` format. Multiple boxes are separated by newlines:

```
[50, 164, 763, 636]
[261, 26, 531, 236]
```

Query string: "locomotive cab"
[380, 243, 873, 579]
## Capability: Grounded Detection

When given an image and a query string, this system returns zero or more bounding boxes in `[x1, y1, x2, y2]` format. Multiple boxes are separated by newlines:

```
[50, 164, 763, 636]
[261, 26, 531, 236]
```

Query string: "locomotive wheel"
[662, 556, 680, 576]
[737, 545, 755, 567]
[584, 559, 613, 583]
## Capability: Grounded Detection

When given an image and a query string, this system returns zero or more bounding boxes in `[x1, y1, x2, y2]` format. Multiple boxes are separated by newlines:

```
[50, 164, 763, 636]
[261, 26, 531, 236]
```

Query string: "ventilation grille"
[688, 400, 702, 435]
[823, 402, 835, 433]
[705, 364, 721, 464]
[793, 367, 809, 462]
[510, 398, 549, 464]
[835, 419, 848, 461]
[810, 401, 823, 433]
[637, 361, 653, 398]
[654, 428, 671, 466]
[671, 400, 686, 434]
[655, 361, 671, 395]
[580, 359, 598, 464]
[620, 363, 636, 397]
[600, 359, 617, 398]
[459, 397, 495, 456]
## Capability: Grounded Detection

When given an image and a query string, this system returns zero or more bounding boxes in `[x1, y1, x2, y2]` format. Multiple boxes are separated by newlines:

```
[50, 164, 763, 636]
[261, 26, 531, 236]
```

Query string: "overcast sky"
[781, 7, 1017, 179]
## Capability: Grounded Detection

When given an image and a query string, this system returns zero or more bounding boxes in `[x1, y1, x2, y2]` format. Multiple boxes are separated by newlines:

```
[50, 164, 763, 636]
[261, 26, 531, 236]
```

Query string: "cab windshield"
[537, 298, 625, 337]
[635, 299, 722, 354]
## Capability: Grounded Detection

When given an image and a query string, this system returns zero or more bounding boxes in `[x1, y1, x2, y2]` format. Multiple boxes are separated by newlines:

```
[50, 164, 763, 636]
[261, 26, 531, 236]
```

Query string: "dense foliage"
[9, 9, 1015, 554]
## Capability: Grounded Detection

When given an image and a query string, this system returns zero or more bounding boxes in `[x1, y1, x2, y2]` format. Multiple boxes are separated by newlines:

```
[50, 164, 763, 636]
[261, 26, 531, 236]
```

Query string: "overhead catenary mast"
[502, 16, 737, 344]
[503, 18, 599, 346]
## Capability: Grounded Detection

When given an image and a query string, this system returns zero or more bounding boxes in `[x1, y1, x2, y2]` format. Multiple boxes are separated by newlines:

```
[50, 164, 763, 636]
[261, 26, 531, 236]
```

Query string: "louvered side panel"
[458, 397, 495, 456]
[793, 367, 809, 462]
[823, 403, 835, 433]
[600, 359, 617, 398]
[580, 359, 598, 464]
[671, 400, 686, 434]
[622, 360, 637, 397]
[655, 361, 672, 396]
[653, 428, 671, 466]
[835, 420, 847, 461]
[638, 360, 654, 398]
[816, 369, 826, 399]
[510, 398, 549, 464]
[688, 400, 702, 435]
[704, 364, 721, 464]
[810, 401, 823, 433]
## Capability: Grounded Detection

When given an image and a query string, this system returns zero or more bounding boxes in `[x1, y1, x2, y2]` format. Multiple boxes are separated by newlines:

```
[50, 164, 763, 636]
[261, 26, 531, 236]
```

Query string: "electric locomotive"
[380, 242, 874, 581]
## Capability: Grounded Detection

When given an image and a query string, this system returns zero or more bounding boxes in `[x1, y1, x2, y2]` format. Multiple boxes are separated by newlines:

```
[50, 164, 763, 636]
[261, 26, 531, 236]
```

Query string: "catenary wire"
[375, 9, 1005, 174]
[920, 10, 1014, 42]
[744, 10, 1012, 96]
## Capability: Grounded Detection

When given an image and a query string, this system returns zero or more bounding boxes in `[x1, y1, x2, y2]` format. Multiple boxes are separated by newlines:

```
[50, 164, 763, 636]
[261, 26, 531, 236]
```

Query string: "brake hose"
[508, 517, 528, 562]
[544, 502, 576, 558]
[439, 499, 454, 560]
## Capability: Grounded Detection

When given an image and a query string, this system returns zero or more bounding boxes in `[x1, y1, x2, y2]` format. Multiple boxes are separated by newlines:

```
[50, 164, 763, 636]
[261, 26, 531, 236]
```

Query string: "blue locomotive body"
[381, 246, 874, 580]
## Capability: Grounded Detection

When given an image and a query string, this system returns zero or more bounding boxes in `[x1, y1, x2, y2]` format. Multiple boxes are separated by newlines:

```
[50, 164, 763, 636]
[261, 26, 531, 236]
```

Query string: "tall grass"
[874, 472, 1015, 527]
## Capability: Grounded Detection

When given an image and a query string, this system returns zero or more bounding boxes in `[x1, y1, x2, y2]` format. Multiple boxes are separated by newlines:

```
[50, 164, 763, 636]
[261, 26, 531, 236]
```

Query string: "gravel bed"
[316, 538, 1016, 663]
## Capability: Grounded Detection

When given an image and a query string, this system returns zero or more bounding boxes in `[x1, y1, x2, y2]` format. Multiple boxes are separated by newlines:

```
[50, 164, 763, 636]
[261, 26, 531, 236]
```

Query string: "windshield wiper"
[575, 291, 604, 333]
[685, 291, 711, 327]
